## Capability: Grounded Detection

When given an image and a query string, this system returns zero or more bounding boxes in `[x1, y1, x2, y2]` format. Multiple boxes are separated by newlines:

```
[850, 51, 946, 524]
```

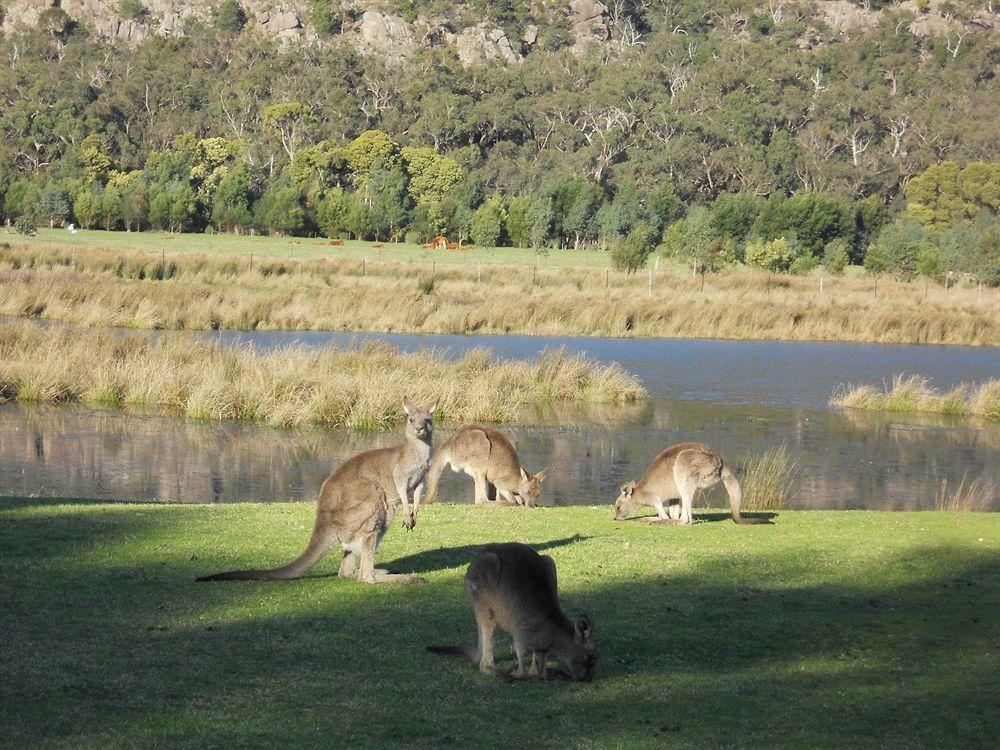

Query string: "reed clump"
[739, 444, 801, 511]
[933, 472, 996, 512]
[0, 322, 644, 429]
[831, 375, 1000, 420]
[0, 243, 996, 345]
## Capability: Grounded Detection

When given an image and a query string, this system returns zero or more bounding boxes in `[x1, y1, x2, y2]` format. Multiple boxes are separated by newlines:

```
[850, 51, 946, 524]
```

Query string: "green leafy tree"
[120, 181, 149, 232]
[369, 166, 411, 241]
[823, 238, 851, 275]
[916, 246, 944, 282]
[345, 194, 372, 240]
[506, 196, 532, 248]
[470, 195, 507, 247]
[79, 135, 113, 183]
[101, 185, 123, 230]
[34, 182, 70, 228]
[212, 0, 247, 32]
[610, 222, 654, 273]
[344, 130, 399, 183]
[262, 103, 315, 162]
[401, 146, 462, 206]
[711, 191, 762, 242]
[211, 167, 253, 232]
[316, 187, 350, 238]
[73, 187, 102, 229]
[527, 192, 554, 248]
[254, 182, 305, 235]
[745, 237, 797, 273]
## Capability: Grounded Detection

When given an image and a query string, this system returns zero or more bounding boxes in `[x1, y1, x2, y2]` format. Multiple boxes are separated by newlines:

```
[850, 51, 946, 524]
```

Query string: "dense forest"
[1, 0, 997, 280]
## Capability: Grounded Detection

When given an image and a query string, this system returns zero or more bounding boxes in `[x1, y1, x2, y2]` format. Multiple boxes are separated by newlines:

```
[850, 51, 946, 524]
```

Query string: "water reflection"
[1, 401, 995, 511]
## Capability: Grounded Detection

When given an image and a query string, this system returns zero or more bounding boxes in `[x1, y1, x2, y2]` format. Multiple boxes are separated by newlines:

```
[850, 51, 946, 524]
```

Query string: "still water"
[1, 332, 996, 510]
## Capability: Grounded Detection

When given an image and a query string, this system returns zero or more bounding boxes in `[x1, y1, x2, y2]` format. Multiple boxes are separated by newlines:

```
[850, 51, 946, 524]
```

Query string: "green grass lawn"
[5, 228, 615, 269]
[2, 500, 997, 749]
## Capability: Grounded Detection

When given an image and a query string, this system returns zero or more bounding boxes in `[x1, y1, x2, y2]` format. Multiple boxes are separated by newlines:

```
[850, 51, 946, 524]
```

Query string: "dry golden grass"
[831, 374, 1000, 420]
[738, 444, 802, 511]
[0, 322, 644, 429]
[0, 243, 996, 345]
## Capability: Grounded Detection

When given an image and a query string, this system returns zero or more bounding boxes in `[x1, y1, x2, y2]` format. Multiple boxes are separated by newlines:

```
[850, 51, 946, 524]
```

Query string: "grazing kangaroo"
[197, 397, 438, 584]
[423, 425, 549, 507]
[426, 543, 597, 682]
[614, 442, 772, 526]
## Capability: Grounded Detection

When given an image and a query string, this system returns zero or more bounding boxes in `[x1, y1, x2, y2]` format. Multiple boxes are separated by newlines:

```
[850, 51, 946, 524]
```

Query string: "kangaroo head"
[614, 480, 640, 520]
[560, 613, 597, 682]
[402, 396, 438, 441]
[516, 466, 549, 507]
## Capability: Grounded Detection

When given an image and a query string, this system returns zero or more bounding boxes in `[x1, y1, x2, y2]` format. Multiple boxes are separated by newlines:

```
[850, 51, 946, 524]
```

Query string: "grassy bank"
[2, 242, 996, 346]
[832, 375, 1000, 420]
[0, 322, 643, 429]
[1, 499, 997, 748]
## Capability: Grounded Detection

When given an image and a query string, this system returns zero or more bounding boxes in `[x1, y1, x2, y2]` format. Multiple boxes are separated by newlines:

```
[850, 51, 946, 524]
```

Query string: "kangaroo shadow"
[381, 534, 589, 574]
[624, 512, 778, 525]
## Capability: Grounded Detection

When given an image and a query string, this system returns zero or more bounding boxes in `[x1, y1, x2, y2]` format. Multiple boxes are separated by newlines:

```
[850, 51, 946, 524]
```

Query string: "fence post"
[477, 263, 482, 285]
[819, 275, 824, 295]
[605, 269, 609, 289]
[700, 270, 705, 292]
[249, 252, 253, 272]
[648, 268, 653, 294]
[432, 261, 436, 284]
[978, 281, 983, 306]
[362, 257, 366, 277]
[532, 265, 537, 287]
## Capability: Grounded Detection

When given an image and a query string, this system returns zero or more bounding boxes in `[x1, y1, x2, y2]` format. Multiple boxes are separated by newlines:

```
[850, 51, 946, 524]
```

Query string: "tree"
[711, 191, 762, 242]
[73, 187, 102, 229]
[610, 223, 654, 273]
[254, 182, 306, 235]
[369, 166, 411, 241]
[344, 130, 399, 183]
[212, 0, 247, 32]
[120, 181, 149, 232]
[79, 135, 113, 183]
[823, 238, 851, 275]
[401, 147, 462, 206]
[212, 167, 253, 232]
[871, 219, 932, 280]
[316, 188, 350, 238]
[659, 207, 714, 270]
[262, 103, 315, 162]
[527, 191, 555, 248]
[745, 237, 797, 273]
[101, 185, 123, 231]
[34, 183, 70, 228]
[345, 194, 372, 240]
[506, 196, 532, 248]
[471, 196, 506, 247]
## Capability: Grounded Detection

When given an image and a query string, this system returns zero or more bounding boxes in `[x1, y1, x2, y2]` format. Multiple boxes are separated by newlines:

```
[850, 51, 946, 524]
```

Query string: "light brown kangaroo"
[613, 442, 773, 526]
[426, 542, 596, 682]
[423, 424, 549, 507]
[197, 397, 438, 584]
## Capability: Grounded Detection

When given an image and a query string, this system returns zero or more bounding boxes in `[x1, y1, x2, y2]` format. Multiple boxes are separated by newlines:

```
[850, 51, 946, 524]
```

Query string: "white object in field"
[67, 223, 77, 234]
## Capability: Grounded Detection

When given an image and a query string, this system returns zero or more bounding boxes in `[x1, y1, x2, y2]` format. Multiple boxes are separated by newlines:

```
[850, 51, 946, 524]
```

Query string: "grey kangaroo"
[427, 542, 597, 681]
[614, 442, 773, 526]
[423, 424, 549, 506]
[197, 397, 438, 584]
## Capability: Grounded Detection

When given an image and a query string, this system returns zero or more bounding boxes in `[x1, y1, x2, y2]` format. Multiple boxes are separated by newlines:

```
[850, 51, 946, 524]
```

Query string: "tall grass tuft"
[739, 444, 801, 511]
[933, 472, 996, 512]
[0, 321, 645, 430]
[832, 374, 1000, 419]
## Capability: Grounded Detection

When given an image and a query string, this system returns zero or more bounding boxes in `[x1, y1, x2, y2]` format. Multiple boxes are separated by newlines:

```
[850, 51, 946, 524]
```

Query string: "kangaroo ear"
[402, 397, 414, 416]
[575, 613, 594, 642]
[620, 481, 634, 496]
[520, 466, 529, 481]
[427, 397, 439, 414]
[534, 467, 549, 483]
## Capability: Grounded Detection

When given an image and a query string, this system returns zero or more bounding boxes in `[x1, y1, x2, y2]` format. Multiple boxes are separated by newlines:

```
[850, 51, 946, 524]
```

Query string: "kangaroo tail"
[722, 463, 773, 525]
[196, 528, 334, 581]
[425, 645, 478, 662]
[423, 446, 450, 505]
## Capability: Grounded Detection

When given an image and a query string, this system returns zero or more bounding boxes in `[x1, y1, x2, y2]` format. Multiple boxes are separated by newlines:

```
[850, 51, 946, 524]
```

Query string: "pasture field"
[2, 240, 996, 345]
[1, 499, 997, 749]
[6, 228, 612, 268]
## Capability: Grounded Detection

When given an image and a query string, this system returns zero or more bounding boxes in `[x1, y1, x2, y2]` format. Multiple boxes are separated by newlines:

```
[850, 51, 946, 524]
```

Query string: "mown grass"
[832, 374, 1000, 420]
[0, 322, 643, 429]
[1, 499, 997, 749]
[1, 242, 996, 345]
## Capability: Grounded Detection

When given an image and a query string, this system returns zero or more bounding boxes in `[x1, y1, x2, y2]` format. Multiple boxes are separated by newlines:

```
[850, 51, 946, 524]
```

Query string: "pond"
[1, 330, 996, 510]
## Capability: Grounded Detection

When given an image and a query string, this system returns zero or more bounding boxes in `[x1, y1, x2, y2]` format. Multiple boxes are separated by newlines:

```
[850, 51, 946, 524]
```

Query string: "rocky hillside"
[1, 0, 994, 63]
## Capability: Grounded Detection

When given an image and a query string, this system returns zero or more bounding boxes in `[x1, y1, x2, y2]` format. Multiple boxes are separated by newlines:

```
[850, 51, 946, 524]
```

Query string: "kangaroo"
[423, 425, 549, 507]
[197, 397, 438, 584]
[613, 442, 773, 526]
[426, 542, 596, 682]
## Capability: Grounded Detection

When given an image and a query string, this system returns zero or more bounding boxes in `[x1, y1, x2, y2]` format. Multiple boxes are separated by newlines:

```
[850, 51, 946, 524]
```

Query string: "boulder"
[356, 10, 417, 61]
[455, 22, 520, 65]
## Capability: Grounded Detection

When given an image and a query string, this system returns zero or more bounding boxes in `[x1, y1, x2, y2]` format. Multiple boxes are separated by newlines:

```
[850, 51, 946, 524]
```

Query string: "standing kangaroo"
[197, 397, 438, 584]
[614, 442, 773, 526]
[427, 543, 597, 682]
[423, 425, 549, 507]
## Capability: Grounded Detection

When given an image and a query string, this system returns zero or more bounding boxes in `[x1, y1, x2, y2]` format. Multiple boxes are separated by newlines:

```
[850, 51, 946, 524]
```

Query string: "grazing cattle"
[446, 242, 459, 250]
[329, 239, 345, 246]
[372, 243, 384, 249]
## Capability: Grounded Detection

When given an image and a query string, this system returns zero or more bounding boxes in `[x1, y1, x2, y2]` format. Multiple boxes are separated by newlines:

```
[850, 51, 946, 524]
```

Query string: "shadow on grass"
[380, 534, 588, 574]
[1, 502, 997, 748]
[625, 511, 779, 524]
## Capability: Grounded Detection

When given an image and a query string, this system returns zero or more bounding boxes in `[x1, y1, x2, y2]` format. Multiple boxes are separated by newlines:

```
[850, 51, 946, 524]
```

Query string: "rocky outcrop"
[455, 23, 520, 65]
[566, 0, 609, 55]
[354, 10, 417, 61]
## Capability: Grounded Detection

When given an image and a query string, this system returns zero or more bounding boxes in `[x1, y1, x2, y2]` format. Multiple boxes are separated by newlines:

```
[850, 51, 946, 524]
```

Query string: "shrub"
[610, 223, 653, 273]
[823, 238, 851, 275]
[789, 253, 819, 276]
[745, 237, 796, 272]
[13, 216, 36, 236]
